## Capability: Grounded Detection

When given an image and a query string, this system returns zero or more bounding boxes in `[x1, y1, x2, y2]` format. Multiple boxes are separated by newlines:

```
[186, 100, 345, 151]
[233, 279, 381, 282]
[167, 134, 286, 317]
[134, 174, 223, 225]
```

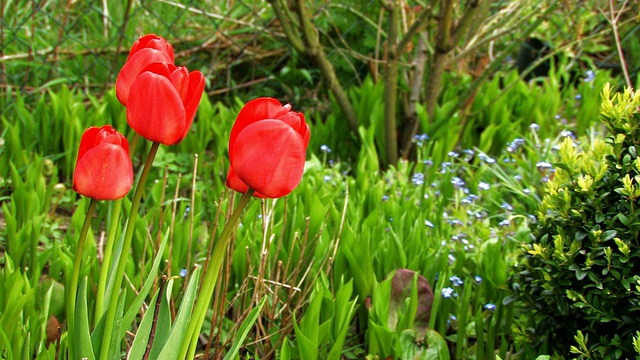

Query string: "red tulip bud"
[125, 62, 205, 145]
[116, 34, 174, 106]
[73, 125, 133, 200]
[226, 97, 310, 198]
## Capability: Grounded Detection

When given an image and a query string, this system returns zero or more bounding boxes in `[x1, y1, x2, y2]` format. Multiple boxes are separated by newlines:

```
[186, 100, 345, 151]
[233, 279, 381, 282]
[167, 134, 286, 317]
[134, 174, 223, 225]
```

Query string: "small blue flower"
[442, 287, 455, 298]
[425, 220, 434, 228]
[412, 173, 425, 186]
[180, 269, 187, 278]
[478, 182, 490, 191]
[320, 144, 331, 153]
[530, 123, 540, 131]
[514, 174, 523, 181]
[382, 195, 389, 202]
[484, 303, 496, 311]
[414, 133, 430, 147]
[536, 161, 553, 170]
[448, 151, 460, 158]
[448, 253, 456, 265]
[449, 276, 464, 287]
[500, 202, 513, 212]
[474, 275, 482, 285]
[575, 94, 582, 100]
[323, 175, 332, 182]
[499, 219, 511, 227]
[423, 159, 433, 166]
[560, 130, 575, 139]
[583, 70, 595, 83]
[451, 177, 465, 189]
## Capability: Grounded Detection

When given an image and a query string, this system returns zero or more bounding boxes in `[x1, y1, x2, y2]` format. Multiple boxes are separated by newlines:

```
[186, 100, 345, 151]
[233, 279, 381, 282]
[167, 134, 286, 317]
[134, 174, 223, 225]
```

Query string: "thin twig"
[55, 326, 62, 360]
[608, 0, 632, 88]
[184, 154, 199, 288]
[142, 275, 168, 360]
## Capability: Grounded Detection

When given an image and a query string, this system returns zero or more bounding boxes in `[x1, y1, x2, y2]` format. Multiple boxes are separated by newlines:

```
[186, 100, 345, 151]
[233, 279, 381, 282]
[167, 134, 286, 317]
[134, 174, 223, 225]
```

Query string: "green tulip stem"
[130, 132, 141, 160]
[66, 197, 98, 360]
[99, 141, 160, 360]
[181, 189, 254, 359]
[94, 197, 123, 323]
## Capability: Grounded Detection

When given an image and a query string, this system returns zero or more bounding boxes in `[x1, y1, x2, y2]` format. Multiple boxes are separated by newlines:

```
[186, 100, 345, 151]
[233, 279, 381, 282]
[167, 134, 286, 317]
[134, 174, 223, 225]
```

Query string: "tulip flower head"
[73, 125, 134, 201]
[226, 97, 310, 198]
[125, 62, 205, 145]
[116, 34, 175, 106]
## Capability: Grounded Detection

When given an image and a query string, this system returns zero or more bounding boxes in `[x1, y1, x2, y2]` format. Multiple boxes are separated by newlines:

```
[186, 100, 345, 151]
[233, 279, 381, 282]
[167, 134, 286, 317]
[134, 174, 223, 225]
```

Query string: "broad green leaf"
[74, 278, 95, 360]
[222, 298, 266, 360]
[157, 267, 202, 360]
[120, 231, 170, 339]
[424, 329, 449, 360]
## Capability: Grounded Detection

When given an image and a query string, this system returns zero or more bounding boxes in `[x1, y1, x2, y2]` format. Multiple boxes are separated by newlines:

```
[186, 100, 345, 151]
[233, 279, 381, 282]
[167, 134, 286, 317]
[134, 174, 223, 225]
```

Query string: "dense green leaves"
[515, 85, 640, 358]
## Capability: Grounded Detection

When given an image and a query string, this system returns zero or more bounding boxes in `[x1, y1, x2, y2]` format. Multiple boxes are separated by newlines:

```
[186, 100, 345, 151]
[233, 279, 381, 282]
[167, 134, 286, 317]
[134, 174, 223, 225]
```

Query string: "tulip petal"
[230, 120, 306, 198]
[126, 71, 187, 145]
[128, 34, 174, 62]
[116, 49, 173, 105]
[170, 66, 190, 104]
[226, 166, 269, 198]
[175, 71, 205, 144]
[229, 97, 286, 150]
[76, 127, 103, 162]
[73, 144, 133, 201]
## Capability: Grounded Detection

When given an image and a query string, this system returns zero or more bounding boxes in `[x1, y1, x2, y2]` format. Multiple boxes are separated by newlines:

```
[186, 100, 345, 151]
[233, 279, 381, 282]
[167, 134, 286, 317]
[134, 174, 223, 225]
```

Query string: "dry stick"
[326, 184, 349, 274]
[167, 173, 182, 278]
[47, 0, 72, 82]
[210, 194, 237, 360]
[167, 173, 182, 319]
[461, 7, 619, 120]
[183, 154, 199, 293]
[101, 0, 109, 39]
[608, 0, 632, 88]
[373, 7, 385, 83]
[24, 0, 36, 89]
[0, 0, 5, 86]
[268, 0, 358, 134]
[451, 2, 558, 129]
[401, 0, 482, 158]
[400, 32, 428, 159]
[112, 0, 133, 70]
[152, 166, 169, 296]
[55, 326, 62, 360]
[202, 192, 227, 286]
[269, 201, 287, 321]
[142, 275, 168, 360]
[382, 0, 401, 167]
[382, 0, 433, 166]
[205, 219, 234, 359]
[297, 0, 359, 134]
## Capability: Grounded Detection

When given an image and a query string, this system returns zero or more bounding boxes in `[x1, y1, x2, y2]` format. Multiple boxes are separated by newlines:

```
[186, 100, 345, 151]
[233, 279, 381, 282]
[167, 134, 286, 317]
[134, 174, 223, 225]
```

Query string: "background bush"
[514, 85, 640, 358]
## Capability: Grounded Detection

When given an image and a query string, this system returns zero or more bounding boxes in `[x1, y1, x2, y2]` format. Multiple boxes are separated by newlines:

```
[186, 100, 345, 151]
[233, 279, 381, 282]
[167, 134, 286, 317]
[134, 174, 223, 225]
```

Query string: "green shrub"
[514, 84, 640, 358]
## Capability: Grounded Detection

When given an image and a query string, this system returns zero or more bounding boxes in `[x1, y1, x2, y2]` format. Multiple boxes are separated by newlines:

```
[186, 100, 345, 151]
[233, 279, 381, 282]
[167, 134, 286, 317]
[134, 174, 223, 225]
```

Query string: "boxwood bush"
[515, 85, 640, 358]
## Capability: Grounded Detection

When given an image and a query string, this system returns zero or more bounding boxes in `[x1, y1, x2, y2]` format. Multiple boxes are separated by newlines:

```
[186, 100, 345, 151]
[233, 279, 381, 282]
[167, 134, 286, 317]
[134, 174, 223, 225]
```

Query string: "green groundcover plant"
[515, 84, 640, 359]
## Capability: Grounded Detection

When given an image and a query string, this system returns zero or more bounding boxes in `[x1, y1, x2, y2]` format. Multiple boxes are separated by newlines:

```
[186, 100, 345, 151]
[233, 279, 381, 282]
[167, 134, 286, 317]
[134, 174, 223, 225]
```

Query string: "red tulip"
[73, 125, 133, 201]
[116, 34, 175, 106]
[126, 62, 205, 145]
[226, 97, 310, 198]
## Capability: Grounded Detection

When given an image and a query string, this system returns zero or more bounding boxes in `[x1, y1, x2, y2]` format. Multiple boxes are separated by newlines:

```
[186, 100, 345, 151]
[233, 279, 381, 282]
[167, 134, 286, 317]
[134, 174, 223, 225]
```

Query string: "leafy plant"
[514, 84, 640, 358]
